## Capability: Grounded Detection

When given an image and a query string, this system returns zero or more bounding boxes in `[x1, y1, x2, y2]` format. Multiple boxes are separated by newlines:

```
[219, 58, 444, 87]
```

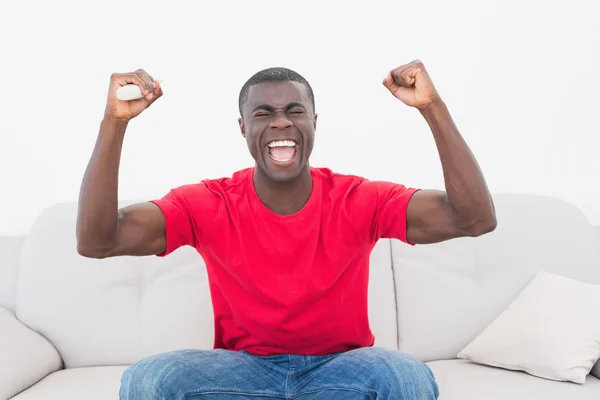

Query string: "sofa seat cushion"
[10, 366, 127, 400]
[427, 359, 600, 400]
[10, 360, 600, 399]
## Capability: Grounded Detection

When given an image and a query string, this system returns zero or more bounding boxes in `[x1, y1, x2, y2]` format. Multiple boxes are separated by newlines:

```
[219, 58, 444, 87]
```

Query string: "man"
[77, 60, 496, 399]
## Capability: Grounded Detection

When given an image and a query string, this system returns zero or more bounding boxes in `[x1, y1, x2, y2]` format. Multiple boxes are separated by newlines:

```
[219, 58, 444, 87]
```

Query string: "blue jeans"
[119, 346, 439, 399]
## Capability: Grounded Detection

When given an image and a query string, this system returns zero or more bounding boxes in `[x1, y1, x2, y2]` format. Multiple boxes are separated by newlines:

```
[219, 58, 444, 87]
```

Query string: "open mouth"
[266, 140, 298, 164]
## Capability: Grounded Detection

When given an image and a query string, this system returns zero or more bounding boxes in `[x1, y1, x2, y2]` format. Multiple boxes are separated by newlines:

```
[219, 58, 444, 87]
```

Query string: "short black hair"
[238, 67, 315, 116]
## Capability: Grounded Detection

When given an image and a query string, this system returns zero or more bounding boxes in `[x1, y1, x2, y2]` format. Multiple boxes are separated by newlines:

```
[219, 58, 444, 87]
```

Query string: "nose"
[269, 115, 293, 130]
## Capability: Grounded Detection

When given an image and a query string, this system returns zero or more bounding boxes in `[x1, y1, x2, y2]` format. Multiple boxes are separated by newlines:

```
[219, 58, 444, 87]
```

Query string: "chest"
[202, 203, 366, 296]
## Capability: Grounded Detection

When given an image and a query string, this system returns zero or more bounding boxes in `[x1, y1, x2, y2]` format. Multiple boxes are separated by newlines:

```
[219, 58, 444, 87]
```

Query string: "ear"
[313, 114, 318, 130]
[238, 118, 245, 138]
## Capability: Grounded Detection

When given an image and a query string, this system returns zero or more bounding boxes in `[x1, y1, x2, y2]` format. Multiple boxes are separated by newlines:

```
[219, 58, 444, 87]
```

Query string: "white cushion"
[10, 366, 127, 400]
[457, 271, 600, 384]
[392, 194, 600, 362]
[15, 202, 399, 368]
[427, 359, 600, 400]
[0, 307, 62, 399]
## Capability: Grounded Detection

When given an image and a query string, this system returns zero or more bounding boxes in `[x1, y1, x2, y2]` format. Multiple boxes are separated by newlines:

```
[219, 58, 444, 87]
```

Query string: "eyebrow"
[252, 102, 307, 113]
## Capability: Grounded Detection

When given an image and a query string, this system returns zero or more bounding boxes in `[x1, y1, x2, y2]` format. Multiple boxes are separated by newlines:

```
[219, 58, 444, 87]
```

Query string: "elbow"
[464, 214, 498, 237]
[76, 224, 115, 259]
[76, 243, 107, 259]
[76, 237, 112, 259]
[453, 204, 498, 237]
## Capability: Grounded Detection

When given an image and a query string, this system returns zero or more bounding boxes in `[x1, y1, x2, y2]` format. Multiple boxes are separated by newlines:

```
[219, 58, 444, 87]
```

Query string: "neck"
[253, 166, 313, 215]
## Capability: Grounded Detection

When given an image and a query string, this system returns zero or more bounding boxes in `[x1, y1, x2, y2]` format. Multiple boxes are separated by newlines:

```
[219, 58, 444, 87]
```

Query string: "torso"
[190, 167, 377, 355]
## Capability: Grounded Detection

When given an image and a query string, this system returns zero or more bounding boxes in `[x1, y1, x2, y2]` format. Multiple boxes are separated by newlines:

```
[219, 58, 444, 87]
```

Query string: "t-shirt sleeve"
[344, 179, 420, 244]
[149, 183, 216, 257]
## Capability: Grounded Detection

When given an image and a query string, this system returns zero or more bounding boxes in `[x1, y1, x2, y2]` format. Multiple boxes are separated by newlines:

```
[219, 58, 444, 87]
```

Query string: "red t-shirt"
[151, 167, 418, 356]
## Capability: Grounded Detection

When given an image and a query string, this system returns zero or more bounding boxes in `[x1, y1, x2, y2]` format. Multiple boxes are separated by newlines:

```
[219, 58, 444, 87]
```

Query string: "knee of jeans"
[120, 354, 168, 395]
[367, 349, 439, 395]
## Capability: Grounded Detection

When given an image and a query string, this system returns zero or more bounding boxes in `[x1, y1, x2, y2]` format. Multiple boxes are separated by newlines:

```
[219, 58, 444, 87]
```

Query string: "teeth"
[267, 140, 296, 148]
[271, 155, 293, 162]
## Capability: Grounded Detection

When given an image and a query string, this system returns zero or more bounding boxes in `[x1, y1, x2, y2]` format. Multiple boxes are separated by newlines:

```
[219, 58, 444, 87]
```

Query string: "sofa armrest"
[0, 307, 63, 399]
[594, 226, 600, 379]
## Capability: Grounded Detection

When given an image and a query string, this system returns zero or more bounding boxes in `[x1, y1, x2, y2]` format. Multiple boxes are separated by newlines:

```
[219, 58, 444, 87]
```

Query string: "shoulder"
[312, 167, 366, 190]
[162, 168, 252, 207]
[313, 167, 407, 195]
[314, 167, 378, 210]
[175, 168, 253, 193]
[200, 168, 251, 194]
[314, 167, 418, 212]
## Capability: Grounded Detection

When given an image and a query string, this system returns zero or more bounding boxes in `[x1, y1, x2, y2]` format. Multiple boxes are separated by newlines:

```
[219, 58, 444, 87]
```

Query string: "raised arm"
[383, 60, 497, 244]
[76, 69, 166, 258]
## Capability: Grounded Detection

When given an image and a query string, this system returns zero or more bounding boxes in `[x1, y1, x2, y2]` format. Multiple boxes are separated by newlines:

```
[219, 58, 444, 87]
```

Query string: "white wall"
[1, 0, 598, 235]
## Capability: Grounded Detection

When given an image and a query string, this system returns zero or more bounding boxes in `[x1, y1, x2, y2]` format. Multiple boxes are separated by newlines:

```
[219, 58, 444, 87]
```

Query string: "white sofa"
[1, 193, 599, 399]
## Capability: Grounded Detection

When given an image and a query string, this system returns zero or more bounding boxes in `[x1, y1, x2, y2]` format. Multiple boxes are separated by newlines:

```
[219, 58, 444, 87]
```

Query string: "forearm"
[420, 100, 496, 233]
[76, 117, 127, 255]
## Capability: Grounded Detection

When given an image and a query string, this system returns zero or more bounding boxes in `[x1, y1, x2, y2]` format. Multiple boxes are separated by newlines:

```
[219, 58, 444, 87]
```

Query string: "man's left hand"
[382, 60, 441, 109]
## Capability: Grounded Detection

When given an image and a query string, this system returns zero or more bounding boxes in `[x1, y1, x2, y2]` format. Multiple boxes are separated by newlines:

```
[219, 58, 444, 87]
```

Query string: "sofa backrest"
[11, 195, 600, 368]
[0, 235, 25, 313]
[14, 202, 399, 368]
[392, 193, 600, 362]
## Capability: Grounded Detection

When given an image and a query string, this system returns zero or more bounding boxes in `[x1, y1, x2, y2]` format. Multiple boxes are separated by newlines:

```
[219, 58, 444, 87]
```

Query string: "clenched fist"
[382, 60, 440, 109]
[104, 69, 163, 122]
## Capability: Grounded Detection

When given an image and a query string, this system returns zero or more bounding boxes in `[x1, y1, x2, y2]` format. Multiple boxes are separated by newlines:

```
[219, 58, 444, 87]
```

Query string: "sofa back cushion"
[392, 194, 600, 362]
[0, 236, 25, 312]
[15, 202, 398, 368]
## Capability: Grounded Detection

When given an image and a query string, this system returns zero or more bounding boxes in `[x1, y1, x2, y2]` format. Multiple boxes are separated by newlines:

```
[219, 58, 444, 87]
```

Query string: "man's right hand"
[104, 69, 163, 122]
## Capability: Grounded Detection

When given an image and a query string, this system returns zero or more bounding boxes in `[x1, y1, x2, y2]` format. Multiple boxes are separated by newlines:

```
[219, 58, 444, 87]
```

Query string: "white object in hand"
[116, 81, 161, 101]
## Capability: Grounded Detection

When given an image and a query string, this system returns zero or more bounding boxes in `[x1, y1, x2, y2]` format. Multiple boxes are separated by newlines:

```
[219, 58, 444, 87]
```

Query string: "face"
[239, 81, 317, 184]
